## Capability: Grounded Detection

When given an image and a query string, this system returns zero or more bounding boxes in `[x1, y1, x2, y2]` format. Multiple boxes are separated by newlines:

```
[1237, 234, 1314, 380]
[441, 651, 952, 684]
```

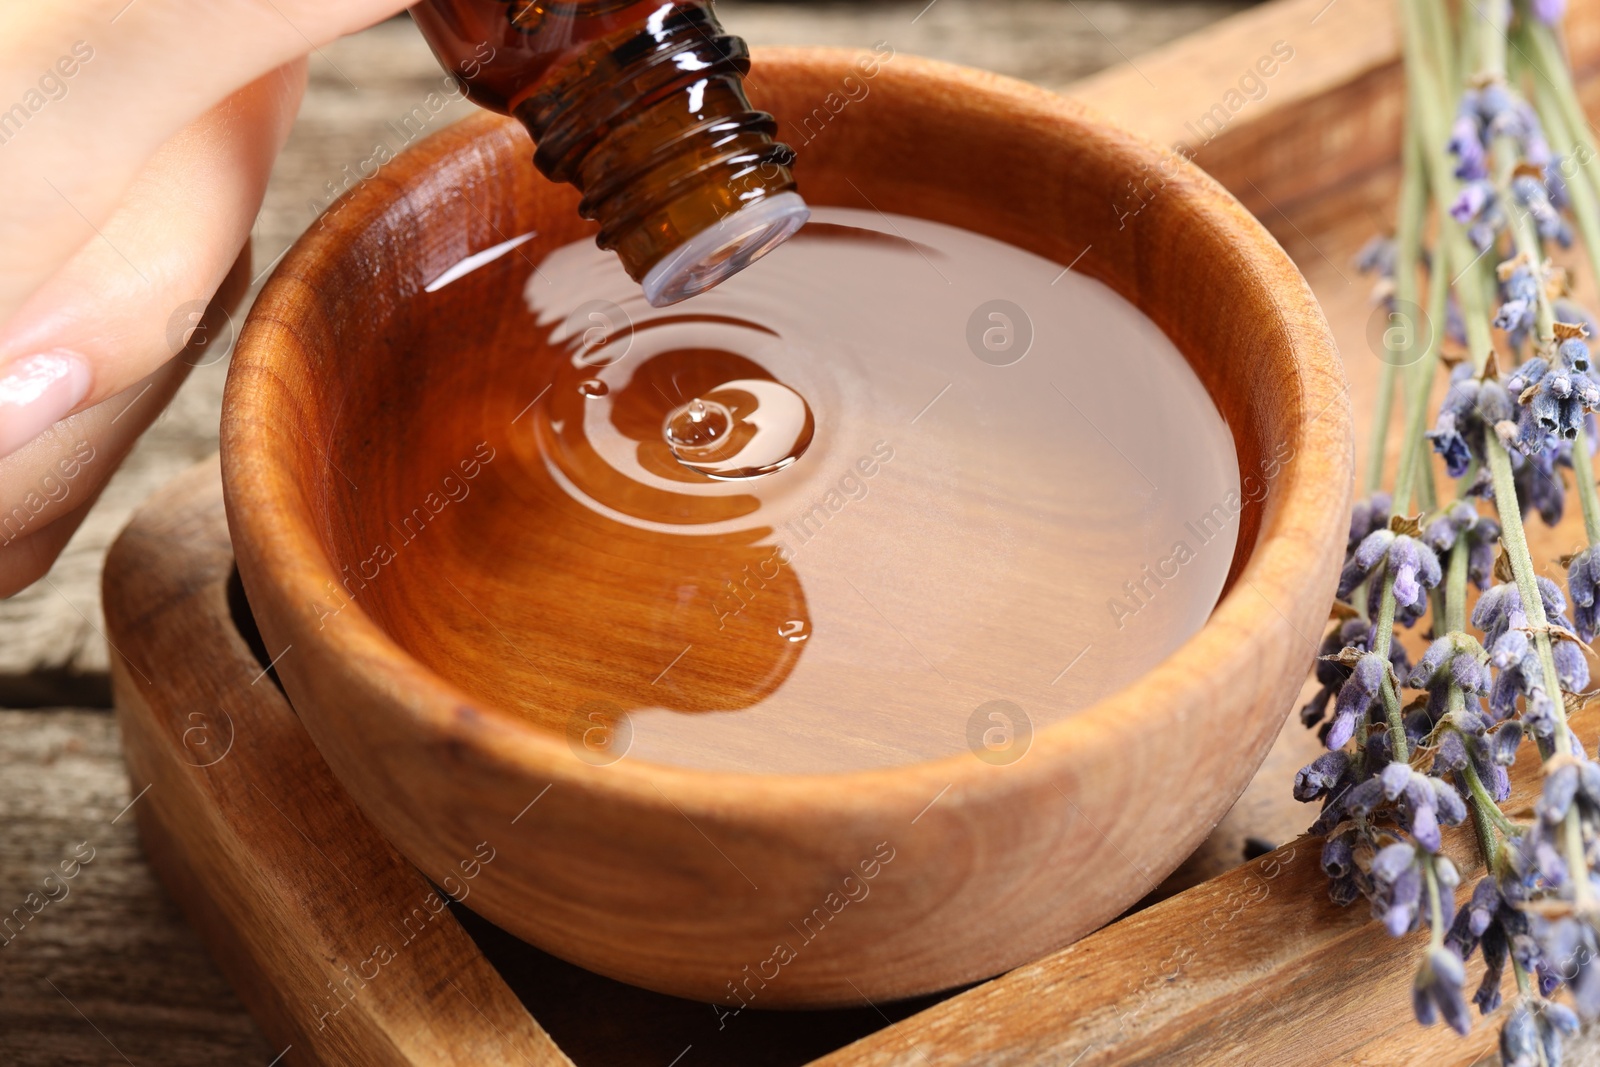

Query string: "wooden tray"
[111, 455, 1585, 1067]
[102, 0, 1600, 1061]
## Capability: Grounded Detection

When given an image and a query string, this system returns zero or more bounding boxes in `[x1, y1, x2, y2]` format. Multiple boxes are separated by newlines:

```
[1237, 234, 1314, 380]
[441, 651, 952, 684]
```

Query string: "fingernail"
[0, 350, 92, 460]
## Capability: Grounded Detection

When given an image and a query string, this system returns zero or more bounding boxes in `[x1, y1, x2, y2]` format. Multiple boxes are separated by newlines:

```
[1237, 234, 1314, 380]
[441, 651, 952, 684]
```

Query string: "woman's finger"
[0, 240, 251, 597]
[0, 63, 303, 458]
[0, 355, 191, 597]
[0, 0, 415, 323]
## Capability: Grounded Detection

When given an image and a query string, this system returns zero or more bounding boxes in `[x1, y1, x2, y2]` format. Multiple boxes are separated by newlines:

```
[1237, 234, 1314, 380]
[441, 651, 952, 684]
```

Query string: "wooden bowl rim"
[222, 48, 1350, 814]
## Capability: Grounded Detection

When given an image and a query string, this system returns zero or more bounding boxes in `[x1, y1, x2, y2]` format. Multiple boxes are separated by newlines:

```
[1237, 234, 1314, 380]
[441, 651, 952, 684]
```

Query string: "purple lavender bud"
[1431, 778, 1467, 826]
[1372, 840, 1416, 883]
[1388, 536, 1441, 609]
[1335, 557, 1367, 605]
[1338, 526, 1399, 599]
[1539, 575, 1569, 617]
[1430, 382, 1480, 476]
[1489, 630, 1529, 670]
[1479, 84, 1517, 129]
[1568, 545, 1600, 641]
[1487, 762, 1511, 801]
[1526, 686, 1560, 740]
[1320, 831, 1354, 878]
[1354, 528, 1395, 571]
[1532, 0, 1568, 23]
[1446, 296, 1468, 345]
[1476, 583, 1526, 643]
[1488, 721, 1523, 764]
[1508, 266, 1541, 304]
[1451, 649, 1490, 694]
[1327, 678, 1377, 753]
[1480, 378, 1516, 424]
[1532, 387, 1564, 436]
[1502, 1003, 1539, 1065]
[1354, 234, 1397, 277]
[1513, 174, 1564, 242]
[1536, 831, 1570, 887]
[1508, 357, 1551, 395]
[1344, 774, 1387, 816]
[1294, 751, 1349, 801]
[1422, 502, 1473, 553]
[1413, 946, 1471, 1034]
[1380, 759, 1412, 801]
[1383, 865, 1424, 936]
[1578, 759, 1600, 810]
[1410, 802, 1442, 852]
[1409, 637, 1451, 686]
[1544, 1001, 1580, 1035]
[1451, 180, 1493, 223]
[1466, 517, 1500, 589]
[1475, 924, 1507, 1014]
[1495, 298, 1533, 336]
[1553, 637, 1589, 693]
[1560, 337, 1591, 372]
[1538, 965, 1561, 998]
[1347, 493, 1392, 553]
[1432, 729, 1469, 774]
[1467, 877, 1500, 938]
[1469, 217, 1502, 254]
[1329, 874, 1361, 907]
[1471, 741, 1513, 801]
[1507, 445, 1566, 524]
[1448, 108, 1488, 180]
[1572, 969, 1600, 1024]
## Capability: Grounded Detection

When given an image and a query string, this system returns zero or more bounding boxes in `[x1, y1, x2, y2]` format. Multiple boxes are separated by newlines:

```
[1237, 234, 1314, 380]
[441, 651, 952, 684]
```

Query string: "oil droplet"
[778, 619, 809, 643]
[665, 397, 733, 450]
[578, 378, 609, 399]
[662, 379, 815, 481]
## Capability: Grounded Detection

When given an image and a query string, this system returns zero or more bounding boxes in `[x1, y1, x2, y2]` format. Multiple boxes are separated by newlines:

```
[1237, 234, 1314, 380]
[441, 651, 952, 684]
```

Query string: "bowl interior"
[233, 51, 1333, 780]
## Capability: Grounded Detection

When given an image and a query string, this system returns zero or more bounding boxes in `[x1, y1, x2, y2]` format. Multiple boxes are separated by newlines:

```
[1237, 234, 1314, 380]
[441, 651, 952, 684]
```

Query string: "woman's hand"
[0, 0, 414, 596]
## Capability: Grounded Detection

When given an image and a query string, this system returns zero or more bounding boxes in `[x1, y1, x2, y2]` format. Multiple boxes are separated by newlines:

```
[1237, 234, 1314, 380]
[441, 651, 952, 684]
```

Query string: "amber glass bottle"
[411, 0, 809, 306]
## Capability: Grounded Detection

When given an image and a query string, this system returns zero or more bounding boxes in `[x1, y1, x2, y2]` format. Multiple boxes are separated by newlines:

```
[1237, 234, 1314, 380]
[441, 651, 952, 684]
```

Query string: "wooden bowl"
[220, 49, 1350, 1006]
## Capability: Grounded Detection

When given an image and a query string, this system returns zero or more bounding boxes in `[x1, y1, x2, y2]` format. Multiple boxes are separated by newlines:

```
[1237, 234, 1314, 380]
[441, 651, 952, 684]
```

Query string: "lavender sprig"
[1295, 0, 1600, 1056]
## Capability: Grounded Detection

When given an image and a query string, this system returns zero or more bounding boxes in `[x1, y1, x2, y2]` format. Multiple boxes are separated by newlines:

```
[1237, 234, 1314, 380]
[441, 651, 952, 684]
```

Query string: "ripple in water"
[383, 208, 1242, 774]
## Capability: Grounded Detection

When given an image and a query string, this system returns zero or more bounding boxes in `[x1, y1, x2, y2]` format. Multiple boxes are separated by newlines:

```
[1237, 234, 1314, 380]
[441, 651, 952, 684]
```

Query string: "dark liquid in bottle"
[412, 1, 805, 302]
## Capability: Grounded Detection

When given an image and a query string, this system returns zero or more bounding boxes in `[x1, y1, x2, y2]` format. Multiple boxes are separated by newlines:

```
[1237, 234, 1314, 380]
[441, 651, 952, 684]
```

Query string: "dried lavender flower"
[1567, 544, 1600, 641]
[1413, 946, 1471, 1034]
[1429, 366, 1515, 476]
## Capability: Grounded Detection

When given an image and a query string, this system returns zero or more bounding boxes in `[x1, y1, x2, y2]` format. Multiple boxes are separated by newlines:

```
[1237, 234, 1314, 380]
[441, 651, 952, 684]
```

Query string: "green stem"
[1369, 569, 1412, 765]
[1491, 124, 1557, 352]
[1526, 67, 1600, 545]
[1448, 539, 1513, 863]
[1574, 425, 1600, 547]
[1525, 21, 1600, 205]
[1446, 537, 1469, 634]
[1460, 752, 1519, 838]
[1425, 856, 1447, 951]
[1486, 437, 1572, 753]
[1367, 129, 1431, 495]
[1403, 0, 1497, 361]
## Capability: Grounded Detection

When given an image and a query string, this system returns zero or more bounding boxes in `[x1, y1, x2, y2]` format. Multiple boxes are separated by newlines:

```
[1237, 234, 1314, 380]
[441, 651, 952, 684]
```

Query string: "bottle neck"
[512, 3, 805, 304]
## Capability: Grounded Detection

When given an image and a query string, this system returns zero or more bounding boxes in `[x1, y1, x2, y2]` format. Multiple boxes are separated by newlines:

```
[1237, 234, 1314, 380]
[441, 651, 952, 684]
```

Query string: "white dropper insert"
[640, 192, 810, 308]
